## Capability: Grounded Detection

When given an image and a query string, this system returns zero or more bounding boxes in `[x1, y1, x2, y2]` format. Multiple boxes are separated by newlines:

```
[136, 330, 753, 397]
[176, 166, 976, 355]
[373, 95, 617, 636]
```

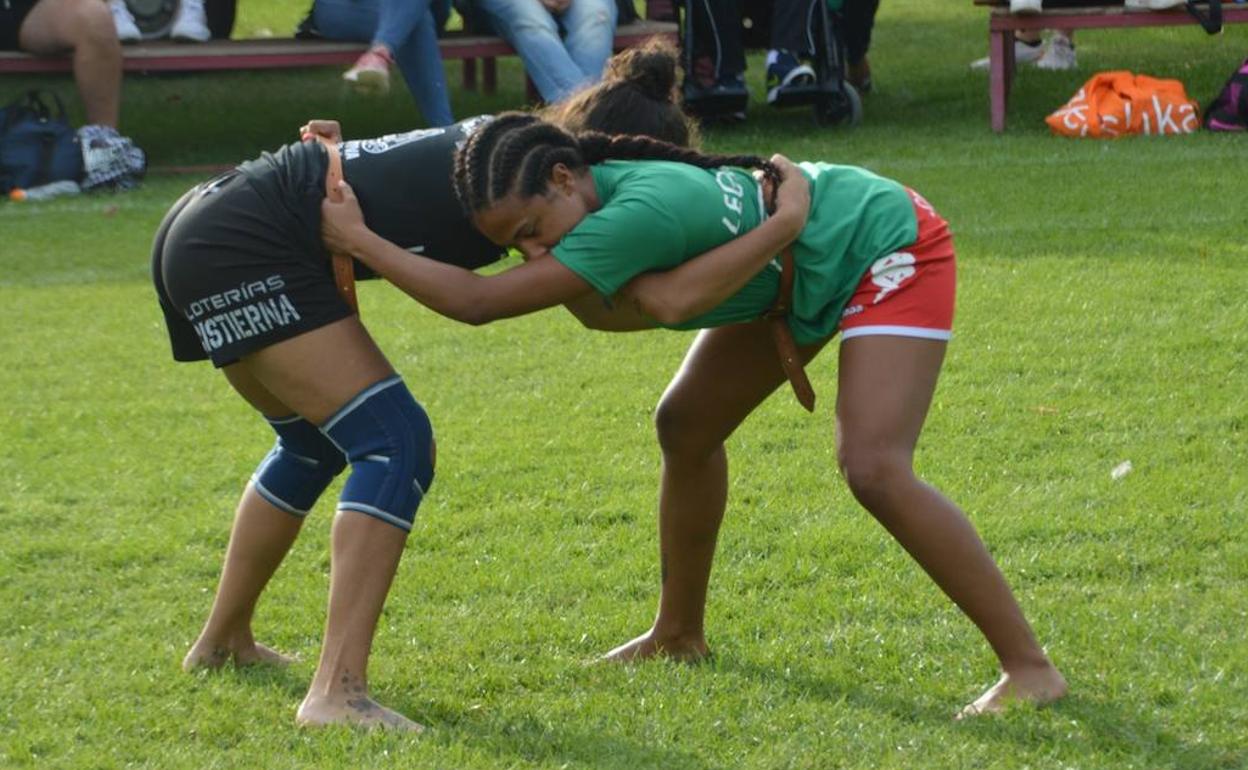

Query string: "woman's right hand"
[765, 154, 811, 237]
[300, 119, 343, 144]
[321, 180, 372, 258]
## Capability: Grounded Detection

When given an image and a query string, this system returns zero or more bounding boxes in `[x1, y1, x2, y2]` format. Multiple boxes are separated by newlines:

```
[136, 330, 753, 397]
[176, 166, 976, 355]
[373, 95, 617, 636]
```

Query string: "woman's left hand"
[321, 180, 371, 257]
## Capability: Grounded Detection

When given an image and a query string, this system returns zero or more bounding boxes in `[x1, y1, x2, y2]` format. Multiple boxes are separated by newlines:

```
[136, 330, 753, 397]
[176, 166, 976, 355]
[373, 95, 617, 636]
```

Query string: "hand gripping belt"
[764, 247, 816, 412]
[316, 136, 360, 314]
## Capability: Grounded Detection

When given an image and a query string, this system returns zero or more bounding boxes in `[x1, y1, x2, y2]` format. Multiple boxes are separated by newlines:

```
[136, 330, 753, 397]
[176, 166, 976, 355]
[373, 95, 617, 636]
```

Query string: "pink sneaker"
[343, 48, 392, 95]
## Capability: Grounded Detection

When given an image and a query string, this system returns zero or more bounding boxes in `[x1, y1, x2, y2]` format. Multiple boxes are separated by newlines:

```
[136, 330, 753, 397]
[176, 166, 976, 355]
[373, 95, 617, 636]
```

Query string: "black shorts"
[152, 171, 353, 368]
[0, 0, 38, 50]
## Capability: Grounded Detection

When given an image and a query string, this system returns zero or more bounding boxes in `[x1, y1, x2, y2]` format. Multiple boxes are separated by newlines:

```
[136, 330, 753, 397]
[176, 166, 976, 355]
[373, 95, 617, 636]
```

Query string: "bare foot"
[296, 694, 425, 732]
[182, 637, 295, 672]
[602, 630, 710, 663]
[957, 661, 1068, 719]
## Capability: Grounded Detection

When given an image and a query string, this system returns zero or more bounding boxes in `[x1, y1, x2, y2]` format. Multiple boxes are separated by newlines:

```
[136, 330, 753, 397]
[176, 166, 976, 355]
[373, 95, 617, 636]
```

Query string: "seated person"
[682, 0, 835, 120]
[3, 0, 125, 129]
[109, 0, 212, 43]
[307, 0, 455, 127]
[458, 0, 619, 104]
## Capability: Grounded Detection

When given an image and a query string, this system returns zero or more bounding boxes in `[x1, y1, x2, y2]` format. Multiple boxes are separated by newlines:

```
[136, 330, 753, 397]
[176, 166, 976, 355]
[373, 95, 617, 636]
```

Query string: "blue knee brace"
[252, 415, 348, 516]
[321, 375, 436, 532]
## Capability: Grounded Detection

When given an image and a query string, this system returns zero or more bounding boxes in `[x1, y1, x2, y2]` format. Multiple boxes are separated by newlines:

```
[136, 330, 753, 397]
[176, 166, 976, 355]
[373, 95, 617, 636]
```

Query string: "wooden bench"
[0, 19, 677, 101]
[977, 1, 1248, 132]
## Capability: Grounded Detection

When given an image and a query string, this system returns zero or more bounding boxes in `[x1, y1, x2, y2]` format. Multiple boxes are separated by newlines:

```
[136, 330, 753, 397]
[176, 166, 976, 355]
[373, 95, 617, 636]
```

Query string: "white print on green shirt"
[716, 169, 746, 235]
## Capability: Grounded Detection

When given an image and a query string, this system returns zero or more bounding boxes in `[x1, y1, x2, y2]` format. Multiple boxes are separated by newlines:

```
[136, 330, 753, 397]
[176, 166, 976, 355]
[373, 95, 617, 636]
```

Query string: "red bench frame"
[983, 2, 1248, 132]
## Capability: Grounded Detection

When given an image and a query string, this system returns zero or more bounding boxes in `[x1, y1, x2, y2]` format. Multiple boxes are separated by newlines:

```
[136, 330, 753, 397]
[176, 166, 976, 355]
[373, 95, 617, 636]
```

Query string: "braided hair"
[452, 112, 780, 216]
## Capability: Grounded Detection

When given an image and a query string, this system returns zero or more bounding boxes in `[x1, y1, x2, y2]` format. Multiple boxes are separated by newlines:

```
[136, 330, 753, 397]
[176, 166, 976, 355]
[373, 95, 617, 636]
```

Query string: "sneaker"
[343, 48, 392, 95]
[170, 0, 211, 43]
[1124, 0, 1184, 8]
[1036, 33, 1076, 70]
[969, 38, 1043, 70]
[109, 0, 141, 44]
[683, 65, 749, 121]
[1009, 0, 1042, 12]
[766, 49, 817, 105]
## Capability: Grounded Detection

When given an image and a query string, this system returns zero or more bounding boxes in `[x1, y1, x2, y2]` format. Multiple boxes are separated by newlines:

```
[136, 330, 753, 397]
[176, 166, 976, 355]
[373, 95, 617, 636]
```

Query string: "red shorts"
[838, 188, 956, 342]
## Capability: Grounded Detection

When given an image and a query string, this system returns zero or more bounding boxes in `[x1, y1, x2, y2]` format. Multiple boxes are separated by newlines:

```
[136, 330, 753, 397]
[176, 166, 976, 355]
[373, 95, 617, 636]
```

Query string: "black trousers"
[685, 0, 879, 77]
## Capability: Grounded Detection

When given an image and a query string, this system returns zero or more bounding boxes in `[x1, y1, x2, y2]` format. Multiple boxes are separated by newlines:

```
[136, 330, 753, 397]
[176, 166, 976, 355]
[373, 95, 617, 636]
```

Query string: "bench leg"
[990, 29, 1014, 133]
[462, 58, 477, 91]
[483, 57, 497, 95]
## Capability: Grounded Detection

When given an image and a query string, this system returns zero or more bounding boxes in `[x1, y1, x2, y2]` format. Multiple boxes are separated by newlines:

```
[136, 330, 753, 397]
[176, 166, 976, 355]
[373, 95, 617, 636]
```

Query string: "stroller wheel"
[813, 82, 863, 127]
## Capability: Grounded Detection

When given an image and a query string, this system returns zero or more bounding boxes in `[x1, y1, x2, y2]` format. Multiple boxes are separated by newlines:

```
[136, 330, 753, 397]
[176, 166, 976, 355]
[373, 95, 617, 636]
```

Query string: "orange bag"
[1046, 71, 1201, 138]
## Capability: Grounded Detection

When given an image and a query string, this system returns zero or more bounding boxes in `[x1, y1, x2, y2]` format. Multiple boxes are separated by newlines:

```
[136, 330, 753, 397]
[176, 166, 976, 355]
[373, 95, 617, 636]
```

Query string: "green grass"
[2, 2, 1247, 768]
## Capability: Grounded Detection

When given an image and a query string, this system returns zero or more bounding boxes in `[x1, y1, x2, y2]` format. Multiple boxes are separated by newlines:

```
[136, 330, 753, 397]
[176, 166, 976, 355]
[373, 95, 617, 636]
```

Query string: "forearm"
[343, 231, 499, 325]
[621, 211, 803, 326]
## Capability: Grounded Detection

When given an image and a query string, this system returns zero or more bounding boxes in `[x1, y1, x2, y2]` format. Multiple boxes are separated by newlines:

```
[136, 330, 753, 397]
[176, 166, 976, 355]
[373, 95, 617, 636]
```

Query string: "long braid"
[575, 131, 780, 207]
[453, 113, 781, 214]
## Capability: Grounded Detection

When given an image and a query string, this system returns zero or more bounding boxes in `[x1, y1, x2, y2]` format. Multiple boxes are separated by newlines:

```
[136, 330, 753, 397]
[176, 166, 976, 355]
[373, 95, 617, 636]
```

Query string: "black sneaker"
[683, 71, 749, 122]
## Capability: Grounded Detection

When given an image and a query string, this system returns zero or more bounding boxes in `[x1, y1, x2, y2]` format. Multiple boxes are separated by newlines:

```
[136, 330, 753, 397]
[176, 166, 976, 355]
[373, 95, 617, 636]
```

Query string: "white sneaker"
[1124, 0, 1184, 8]
[1010, 0, 1043, 13]
[1036, 33, 1076, 70]
[969, 38, 1044, 70]
[109, 0, 141, 44]
[170, 0, 211, 43]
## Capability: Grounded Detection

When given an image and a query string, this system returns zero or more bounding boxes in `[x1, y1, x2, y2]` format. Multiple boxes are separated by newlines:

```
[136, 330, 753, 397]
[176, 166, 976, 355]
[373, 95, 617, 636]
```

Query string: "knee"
[73, 0, 121, 49]
[837, 445, 914, 507]
[323, 377, 436, 532]
[493, 0, 558, 36]
[654, 395, 723, 461]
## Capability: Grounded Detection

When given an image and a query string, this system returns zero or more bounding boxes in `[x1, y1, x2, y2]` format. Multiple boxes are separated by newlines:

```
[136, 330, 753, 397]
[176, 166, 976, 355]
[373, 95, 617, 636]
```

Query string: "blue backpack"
[0, 91, 84, 194]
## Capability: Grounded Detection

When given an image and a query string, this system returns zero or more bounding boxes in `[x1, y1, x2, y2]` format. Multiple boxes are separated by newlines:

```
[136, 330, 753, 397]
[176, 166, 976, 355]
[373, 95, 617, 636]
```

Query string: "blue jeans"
[473, 0, 618, 103]
[313, 0, 455, 126]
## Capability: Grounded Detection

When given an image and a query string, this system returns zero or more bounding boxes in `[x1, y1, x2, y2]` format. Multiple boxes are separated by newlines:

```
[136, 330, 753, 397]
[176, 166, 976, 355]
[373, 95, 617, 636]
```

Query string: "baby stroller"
[671, 0, 862, 126]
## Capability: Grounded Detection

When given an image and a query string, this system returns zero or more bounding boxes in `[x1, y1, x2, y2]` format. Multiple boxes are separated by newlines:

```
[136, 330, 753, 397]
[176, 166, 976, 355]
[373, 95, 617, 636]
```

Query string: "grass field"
[1, 2, 1246, 768]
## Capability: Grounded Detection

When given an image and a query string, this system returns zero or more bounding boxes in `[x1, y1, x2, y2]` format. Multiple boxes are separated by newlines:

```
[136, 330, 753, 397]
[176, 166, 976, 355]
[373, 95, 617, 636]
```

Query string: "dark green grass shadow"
[711, 655, 1246, 770]
[411, 699, 713, 770]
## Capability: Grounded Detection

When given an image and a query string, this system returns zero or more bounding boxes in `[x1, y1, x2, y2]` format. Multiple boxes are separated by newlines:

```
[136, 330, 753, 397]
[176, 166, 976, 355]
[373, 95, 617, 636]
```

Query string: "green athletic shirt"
[550, 160, 920, 345]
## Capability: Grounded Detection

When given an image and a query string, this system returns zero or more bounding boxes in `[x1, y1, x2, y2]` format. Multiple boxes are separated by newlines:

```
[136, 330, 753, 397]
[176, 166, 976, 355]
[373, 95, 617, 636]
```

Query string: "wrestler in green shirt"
[552, 159, 916, 344]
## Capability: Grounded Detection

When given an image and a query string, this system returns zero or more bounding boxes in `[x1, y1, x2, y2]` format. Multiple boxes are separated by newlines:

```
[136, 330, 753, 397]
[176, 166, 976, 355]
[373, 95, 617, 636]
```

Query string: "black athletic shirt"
[236, 115, 503, 279]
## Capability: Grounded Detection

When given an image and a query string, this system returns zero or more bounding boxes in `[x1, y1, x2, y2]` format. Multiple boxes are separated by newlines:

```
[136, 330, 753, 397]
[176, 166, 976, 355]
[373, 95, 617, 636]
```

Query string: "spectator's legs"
[475, 0, 589, 103]
[770, 0, 818, 57]
[687, 0, 745, 82]
[374, 0, 454, 126]
[556, 0, 618, 86]
[18, 0, 122, 128]
[843, 0, 879, 62]
[843, 0, 880, 92]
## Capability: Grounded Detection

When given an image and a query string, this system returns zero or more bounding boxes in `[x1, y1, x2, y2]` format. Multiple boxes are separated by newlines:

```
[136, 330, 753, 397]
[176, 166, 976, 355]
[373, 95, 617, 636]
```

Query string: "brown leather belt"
[764, 247, 816, 412]
[317, 136, 360, 314]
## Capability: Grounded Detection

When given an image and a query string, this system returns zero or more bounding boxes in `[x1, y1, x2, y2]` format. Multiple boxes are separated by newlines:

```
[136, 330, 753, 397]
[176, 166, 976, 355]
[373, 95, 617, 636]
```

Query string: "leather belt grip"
[316, 136, 360, 314]
[765, 247, 816, 413]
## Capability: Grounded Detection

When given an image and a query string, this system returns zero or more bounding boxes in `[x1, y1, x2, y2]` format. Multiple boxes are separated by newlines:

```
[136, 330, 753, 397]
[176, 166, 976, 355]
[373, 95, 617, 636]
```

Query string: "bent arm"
[619, 208, 804, 326]
[339, 230, 592, 325]
[617, 155, 810, 326]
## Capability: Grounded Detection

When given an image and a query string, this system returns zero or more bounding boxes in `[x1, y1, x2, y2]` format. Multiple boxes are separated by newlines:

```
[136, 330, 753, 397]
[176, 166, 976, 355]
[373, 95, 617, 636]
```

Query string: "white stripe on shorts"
[841, 325, 952, 341]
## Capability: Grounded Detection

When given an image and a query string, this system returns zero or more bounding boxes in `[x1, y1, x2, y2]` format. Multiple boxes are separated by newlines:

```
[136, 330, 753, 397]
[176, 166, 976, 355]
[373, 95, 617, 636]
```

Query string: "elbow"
[455, 303, 498, 326]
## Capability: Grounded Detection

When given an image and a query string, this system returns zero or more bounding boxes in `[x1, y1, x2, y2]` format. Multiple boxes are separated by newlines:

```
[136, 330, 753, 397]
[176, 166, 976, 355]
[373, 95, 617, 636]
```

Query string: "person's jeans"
[313, 0, 455, 126]
[473, 0, 618, 103]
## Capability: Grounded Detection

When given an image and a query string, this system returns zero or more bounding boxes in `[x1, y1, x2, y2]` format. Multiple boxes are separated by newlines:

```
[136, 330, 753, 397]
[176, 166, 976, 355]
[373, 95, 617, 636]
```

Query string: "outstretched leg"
[834, 334, 1066, 716]
[184, 364, 310, 670]
[605, 321, 828, 662]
